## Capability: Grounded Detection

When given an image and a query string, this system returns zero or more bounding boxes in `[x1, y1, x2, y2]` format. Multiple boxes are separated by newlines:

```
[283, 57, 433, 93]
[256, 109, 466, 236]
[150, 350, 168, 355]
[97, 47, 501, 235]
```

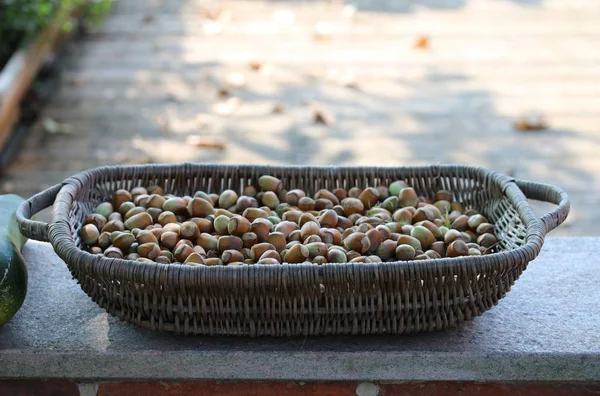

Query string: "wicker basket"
[16, 164, 569, 336]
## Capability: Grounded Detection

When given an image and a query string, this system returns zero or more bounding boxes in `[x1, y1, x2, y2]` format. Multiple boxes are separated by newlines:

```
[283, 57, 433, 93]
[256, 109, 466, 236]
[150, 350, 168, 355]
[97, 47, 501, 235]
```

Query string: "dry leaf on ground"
[513, 115, 548, 131]
[414, 35, 430, 49]
[312, 106, 335, 126]
[249, 62, 272, 75]
[217, 87, 230, 98]
[272, 104, 286, 114]
[345, 81, 360, 90]
[142, 14, 154, 24]
[187, 136, 227, 150]
[201, 7, 232, 23]
[249, 62, 263, 71]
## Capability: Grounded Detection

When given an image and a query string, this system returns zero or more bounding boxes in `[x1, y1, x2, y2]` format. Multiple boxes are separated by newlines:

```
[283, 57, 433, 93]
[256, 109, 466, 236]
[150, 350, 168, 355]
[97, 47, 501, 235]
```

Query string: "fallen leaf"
[248, 62, 273, 76]
[273, 10, 295, 26]
[345, 81, 360, 90]
[187, 136, 227, 150]
[217, 87, 230, 97]
[313, 107, 335, 126]
[43, 117, 74, 135]
[201, 7, 232, 23]
[514, 115, 548, 131]
[142, 14, 154, 24]
[414, 35, 430, 49]
[213, 97, 241, 115]
[249, 62, 264, 72]
[313, 21, 334, 41]
[272, 104, 286, 114]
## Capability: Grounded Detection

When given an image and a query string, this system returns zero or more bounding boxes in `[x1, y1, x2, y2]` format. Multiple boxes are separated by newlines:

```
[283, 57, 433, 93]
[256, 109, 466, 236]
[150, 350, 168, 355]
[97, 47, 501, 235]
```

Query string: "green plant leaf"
[0, 0, 113, 68]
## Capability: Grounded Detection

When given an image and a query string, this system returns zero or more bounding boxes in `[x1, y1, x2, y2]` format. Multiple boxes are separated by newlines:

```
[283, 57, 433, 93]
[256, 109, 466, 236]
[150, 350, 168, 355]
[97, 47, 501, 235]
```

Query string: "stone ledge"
[0, 238, 599, 382]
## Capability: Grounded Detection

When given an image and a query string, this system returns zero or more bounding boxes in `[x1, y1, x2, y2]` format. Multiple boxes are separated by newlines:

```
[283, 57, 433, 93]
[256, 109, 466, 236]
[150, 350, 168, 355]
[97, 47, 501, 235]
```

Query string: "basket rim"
[46, 163, 545, 281]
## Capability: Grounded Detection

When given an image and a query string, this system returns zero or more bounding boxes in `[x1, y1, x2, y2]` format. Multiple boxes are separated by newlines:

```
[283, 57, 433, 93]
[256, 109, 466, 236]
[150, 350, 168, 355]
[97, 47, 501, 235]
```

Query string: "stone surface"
[0, 0, 597, 236]
[0, 238, 599, 381]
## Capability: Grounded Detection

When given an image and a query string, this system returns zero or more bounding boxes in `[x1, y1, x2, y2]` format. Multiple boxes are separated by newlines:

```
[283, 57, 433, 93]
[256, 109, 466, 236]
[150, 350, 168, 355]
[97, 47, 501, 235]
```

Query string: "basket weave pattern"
[17, 164, 569, 336]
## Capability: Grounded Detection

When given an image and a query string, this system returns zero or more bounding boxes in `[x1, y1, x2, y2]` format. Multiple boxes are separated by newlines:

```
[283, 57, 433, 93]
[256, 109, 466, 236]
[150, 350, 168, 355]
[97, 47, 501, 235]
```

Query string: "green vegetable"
[0, 195, 28, 326]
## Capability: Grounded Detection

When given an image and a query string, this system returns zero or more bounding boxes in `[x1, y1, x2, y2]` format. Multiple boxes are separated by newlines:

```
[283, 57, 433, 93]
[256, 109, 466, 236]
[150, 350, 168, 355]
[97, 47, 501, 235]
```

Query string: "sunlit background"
[2, 0, 598, 235]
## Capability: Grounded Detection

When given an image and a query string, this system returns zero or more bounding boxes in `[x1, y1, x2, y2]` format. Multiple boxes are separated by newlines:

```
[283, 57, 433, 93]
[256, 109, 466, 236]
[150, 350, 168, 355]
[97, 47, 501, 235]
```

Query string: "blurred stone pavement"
[2, 0, 599, 235]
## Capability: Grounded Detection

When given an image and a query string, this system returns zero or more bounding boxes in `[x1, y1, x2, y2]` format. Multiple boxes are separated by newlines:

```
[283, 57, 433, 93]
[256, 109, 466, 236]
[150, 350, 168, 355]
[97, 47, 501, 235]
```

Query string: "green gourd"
[0, 195, 27, 326]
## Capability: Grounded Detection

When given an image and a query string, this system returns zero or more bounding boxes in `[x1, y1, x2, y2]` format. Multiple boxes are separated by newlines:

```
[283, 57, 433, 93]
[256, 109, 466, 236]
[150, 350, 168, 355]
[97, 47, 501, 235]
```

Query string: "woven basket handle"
[16, 183, 63, 243]
[515, 179, 570, 235]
